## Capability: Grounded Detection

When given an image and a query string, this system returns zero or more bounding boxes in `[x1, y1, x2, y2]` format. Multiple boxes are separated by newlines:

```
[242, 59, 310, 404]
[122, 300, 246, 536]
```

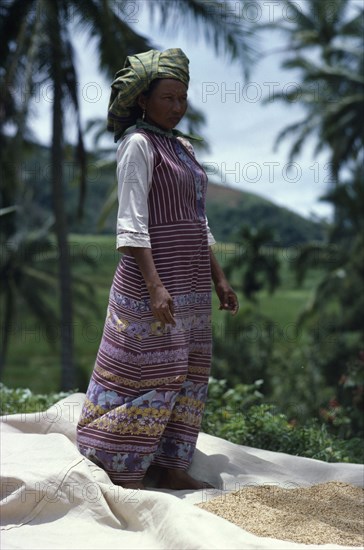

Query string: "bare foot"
[144, 464, 163, 487]
[121, 481, 145, 490]
[158, 468, 214, 490]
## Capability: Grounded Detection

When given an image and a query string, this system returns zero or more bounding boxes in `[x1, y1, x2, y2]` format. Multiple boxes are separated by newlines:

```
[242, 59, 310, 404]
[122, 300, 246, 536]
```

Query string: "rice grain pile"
[197, 481, 364, 547]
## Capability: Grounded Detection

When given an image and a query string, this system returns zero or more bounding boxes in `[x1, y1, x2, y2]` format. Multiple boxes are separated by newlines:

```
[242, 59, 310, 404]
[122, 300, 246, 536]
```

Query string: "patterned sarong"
[77, 130, 212, 483]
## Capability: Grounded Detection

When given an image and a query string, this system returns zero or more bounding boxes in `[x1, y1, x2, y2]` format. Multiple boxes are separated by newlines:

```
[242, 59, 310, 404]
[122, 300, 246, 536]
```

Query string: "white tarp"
[1, 393, 363, 549]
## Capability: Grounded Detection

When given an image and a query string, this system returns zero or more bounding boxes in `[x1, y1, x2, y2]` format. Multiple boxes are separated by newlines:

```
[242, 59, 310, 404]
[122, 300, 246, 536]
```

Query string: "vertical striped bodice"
[136, 130, 208, 226]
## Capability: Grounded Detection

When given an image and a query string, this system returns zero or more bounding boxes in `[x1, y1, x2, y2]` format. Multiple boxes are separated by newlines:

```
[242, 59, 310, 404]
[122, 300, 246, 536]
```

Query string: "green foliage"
[287, 166, 364, 439]
[0, 383, 75, 416]
[202, 378, 363, 464]
[212, 308, 276, 389]
[223, 225, 280, 301]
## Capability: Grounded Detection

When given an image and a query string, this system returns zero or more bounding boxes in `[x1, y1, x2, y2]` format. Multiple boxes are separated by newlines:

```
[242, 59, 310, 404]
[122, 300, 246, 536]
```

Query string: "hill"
[206, 182, 325, 245]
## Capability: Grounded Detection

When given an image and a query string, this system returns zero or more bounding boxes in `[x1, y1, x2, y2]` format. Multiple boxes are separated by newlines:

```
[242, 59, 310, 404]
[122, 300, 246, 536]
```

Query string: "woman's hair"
[144, 78, 162, 98]
[133, 79, 162, 120]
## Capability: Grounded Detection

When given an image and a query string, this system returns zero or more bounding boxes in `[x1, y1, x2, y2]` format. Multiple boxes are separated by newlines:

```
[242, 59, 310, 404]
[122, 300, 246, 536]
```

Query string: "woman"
[77, 48, 239, 490]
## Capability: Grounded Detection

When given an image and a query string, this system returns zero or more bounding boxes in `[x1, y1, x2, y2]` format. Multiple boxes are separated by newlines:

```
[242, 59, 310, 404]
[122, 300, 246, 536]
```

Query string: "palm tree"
[276, 0, 362, 56]
[0, 1, 150, 389]
[261, 1, 364, 435]
[0, 211, 59, 376]
[1, 0, 258, 389]
[224, 226, 280, 301]
[263, 0, 364, 183]
[273, 52, 364, 183]
[0, 207, 98, 378]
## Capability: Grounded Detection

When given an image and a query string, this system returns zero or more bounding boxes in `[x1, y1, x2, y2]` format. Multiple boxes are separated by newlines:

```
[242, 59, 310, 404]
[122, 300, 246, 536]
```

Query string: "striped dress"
[76, 129, 212, 484]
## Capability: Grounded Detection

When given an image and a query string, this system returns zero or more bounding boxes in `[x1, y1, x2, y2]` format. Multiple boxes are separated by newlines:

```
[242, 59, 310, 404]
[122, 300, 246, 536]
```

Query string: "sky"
[27, 0, 362, 220]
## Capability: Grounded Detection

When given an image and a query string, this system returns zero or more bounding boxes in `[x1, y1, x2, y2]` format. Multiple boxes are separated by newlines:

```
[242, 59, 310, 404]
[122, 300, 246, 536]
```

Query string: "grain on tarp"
[197, 481, 364, 547]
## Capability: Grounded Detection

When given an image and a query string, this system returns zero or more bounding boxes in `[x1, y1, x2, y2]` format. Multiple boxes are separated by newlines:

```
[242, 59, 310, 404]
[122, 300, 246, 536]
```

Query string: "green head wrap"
[107, 48, 190, 142]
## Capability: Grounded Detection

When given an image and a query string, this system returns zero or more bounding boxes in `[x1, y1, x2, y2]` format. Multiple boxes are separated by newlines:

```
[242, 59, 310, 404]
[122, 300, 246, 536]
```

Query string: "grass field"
[2, 235, 323, 393]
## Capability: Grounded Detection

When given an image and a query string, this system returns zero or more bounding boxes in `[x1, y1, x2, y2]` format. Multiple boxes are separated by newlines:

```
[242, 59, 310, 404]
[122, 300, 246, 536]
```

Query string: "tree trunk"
[51, 21, 75, 391]
[0, 290, 13, 379]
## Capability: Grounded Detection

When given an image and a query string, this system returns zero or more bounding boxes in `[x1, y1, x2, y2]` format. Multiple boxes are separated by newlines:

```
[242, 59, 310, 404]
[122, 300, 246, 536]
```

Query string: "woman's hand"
[127, 248, 176, 325]
[209, 248, 239, 315]
[215, 280, 239, 315]
[148, 284, 176, 326]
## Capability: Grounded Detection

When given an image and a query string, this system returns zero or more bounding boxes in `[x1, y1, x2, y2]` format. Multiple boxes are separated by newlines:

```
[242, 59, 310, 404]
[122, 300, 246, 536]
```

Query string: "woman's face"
[138, 79, 188, 131]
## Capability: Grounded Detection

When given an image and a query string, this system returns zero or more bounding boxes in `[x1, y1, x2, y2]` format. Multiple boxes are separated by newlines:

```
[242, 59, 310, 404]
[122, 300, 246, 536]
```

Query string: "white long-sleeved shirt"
[116, 130, 216, 251]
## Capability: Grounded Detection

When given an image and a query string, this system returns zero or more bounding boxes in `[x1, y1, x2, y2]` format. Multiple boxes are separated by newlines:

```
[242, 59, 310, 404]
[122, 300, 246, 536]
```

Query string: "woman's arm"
[116, 133, 154, 252]
[209, 247, 239, 315]
[115, 135, 175, 324]
[127, 247, 176, 326]
[115, 135, 176, 324]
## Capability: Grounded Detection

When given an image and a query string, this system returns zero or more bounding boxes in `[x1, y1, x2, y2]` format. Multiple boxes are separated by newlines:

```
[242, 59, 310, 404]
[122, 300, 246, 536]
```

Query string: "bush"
[0, 383, 75, 415]
[202, 378, 363, 464]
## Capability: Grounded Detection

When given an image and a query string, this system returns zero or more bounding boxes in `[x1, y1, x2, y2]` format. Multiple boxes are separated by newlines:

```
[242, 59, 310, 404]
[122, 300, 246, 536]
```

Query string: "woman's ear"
[137, 93, 147, 110]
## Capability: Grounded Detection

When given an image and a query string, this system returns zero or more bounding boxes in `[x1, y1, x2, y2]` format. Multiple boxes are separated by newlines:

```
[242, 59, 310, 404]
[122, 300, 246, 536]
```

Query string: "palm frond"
[71, 0, 153, 77]
[146, 0, 258, 78]
[340, 8, 364, 36]
[273, 116, 319, 160]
